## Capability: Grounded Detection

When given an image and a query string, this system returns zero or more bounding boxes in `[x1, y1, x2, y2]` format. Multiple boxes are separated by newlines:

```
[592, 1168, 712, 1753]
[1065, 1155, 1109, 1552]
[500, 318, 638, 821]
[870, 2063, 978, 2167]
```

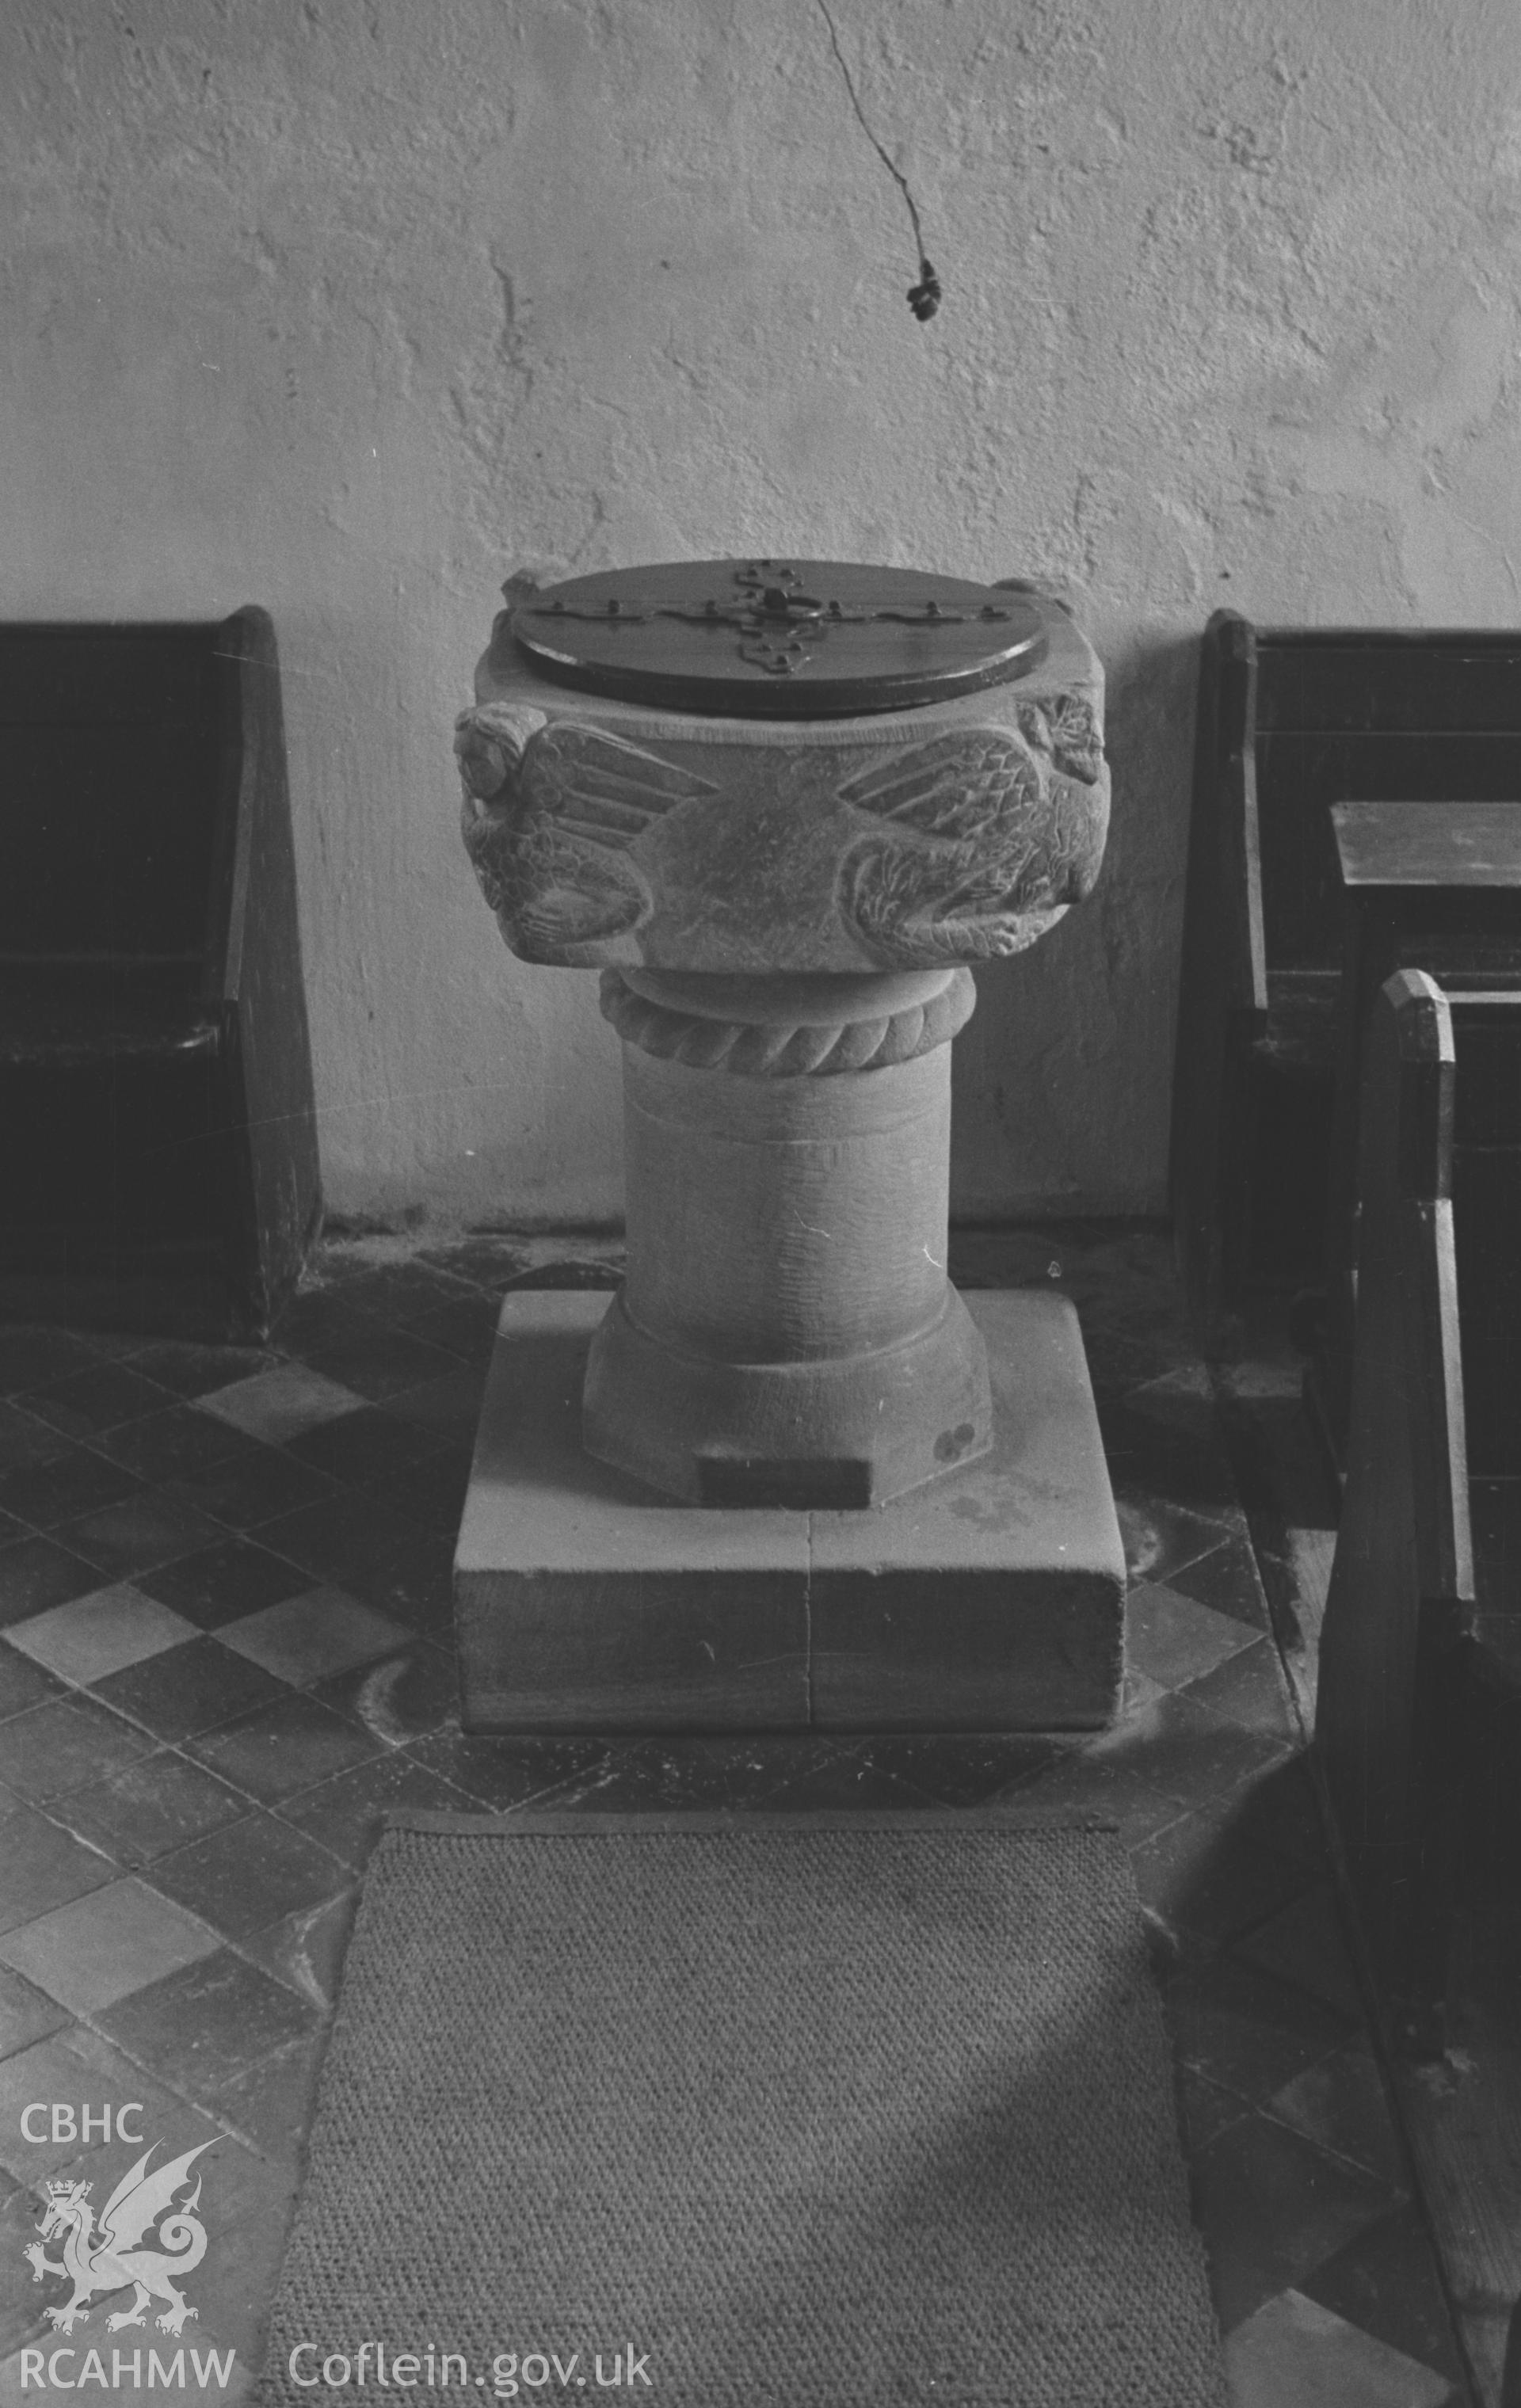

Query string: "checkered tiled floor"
[0, 1229, 1481, 2405]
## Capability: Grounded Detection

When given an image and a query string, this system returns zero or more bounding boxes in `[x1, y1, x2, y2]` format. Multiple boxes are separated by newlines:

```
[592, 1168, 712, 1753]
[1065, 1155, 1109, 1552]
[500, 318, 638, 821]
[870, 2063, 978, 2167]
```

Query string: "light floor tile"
[6, 1584, 200, 1686]
[193, 1366, 364, 1447]
[0, 1876, 218, 2014]
[1271, 2048, 1407, 2187]
[1126, 1581, 1257, 1690]
[216, 1589, 411, 1686]
[1225, 2289, 1451, 2407]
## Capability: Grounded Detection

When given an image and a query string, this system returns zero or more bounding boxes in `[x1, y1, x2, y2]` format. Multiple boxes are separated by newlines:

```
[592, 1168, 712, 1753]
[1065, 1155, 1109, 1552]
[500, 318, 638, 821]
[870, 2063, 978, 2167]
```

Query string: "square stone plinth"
[454, 1289, 1125, 1734]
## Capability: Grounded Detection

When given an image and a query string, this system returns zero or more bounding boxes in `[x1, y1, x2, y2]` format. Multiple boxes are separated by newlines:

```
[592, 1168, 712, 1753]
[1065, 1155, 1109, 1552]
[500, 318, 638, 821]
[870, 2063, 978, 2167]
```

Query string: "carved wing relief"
[833, 713, 1107, 966]
[456, 711, 717, 962]
[458, 691, 1106, 970]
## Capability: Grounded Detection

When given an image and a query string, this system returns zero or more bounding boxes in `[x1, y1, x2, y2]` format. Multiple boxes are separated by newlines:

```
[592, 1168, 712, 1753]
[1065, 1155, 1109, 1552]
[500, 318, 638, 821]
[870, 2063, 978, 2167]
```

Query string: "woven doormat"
[261, 1812, 1226, 2408]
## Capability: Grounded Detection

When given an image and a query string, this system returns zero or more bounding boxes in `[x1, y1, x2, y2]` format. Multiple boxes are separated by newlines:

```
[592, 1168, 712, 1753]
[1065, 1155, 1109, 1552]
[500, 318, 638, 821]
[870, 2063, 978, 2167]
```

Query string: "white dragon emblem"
[24, 2141, 216, 2337]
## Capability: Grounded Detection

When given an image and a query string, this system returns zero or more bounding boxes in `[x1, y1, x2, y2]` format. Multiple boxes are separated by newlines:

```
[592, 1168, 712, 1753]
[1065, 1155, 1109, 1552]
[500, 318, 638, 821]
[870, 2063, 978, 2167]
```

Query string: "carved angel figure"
[1016, 692, 1104, 785]
[25, 2143, 217, 2338]
[456, 707, 717, 962]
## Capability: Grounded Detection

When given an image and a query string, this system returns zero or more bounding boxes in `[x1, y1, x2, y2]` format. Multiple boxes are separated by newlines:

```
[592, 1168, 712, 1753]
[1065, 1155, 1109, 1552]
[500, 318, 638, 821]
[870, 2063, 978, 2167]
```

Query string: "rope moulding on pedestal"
[597, 964, 977, 1077]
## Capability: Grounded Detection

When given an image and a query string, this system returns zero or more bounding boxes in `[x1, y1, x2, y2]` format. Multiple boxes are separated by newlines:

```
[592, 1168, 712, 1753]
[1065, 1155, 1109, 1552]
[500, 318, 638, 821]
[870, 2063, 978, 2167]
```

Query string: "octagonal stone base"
[583, 1283, 992, 1508]
[455, 1286, 1125, 1735]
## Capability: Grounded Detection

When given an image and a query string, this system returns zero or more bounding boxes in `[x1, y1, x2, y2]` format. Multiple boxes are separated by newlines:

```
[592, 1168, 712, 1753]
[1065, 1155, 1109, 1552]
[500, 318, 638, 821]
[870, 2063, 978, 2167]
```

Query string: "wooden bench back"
[1317, 969, 1521, 2033]
[1450, 995, 1521, 1476]
[1228, 623, 1521, 975]
[0, 623, 231, 967]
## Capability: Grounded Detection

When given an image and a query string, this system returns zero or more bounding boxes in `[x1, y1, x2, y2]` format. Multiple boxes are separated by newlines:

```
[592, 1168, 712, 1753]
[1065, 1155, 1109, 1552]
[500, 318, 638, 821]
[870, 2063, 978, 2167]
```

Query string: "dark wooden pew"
[1171, 613, 1521, 1319]
[1313, 800, 1521, 1454]
[0, 608, 321, 1339]
[1317, 969, 1521, 2050]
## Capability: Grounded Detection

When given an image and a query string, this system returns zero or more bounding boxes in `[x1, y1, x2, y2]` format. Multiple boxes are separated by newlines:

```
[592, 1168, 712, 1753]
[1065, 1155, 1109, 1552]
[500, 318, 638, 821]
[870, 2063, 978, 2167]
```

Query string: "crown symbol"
[45, 2178, 88, 2199]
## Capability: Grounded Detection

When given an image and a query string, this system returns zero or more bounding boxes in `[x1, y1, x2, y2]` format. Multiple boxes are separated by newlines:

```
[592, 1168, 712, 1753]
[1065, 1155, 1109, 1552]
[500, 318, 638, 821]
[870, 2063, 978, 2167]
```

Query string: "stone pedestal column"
[586, 963, 985, 1505]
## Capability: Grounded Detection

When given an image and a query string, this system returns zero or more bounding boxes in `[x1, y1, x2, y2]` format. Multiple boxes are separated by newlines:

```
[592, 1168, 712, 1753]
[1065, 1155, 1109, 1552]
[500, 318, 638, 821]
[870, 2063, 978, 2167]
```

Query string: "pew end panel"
[0, 608, 321, 1341]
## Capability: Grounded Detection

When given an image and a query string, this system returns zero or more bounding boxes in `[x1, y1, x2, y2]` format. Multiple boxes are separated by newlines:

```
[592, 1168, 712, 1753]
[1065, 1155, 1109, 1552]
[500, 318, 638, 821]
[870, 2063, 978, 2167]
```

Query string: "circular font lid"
[509, 558, 1048, 718]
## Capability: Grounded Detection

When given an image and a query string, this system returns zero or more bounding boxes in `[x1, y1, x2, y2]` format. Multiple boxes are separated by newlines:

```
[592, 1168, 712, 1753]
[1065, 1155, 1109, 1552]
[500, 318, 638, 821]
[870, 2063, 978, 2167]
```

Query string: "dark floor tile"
[58, 1748, 250, 1869]
[254, 1493, 452, 1625]
[402, 1297, 501, 1367]
[1269, 2044, 1407, 2185]
[137, 1535, 314, 1629]
[1180, 1637, 1298, 1739]
[151, 1811, 349, 1941]
[294, 1312, 464, 1403]
[267, 1284, 382, 1353]
[1190, 2108, 1403, 2331]
[91, 1634, 293, 1743]
[0, 1800, 114, 1934]
[88, 1401, 259, 1482]
[0, 1406, 70, 1473]
[70, 1328, 154, 1359]
[326, 1263, 475, 1331]
[1164, 1951, 1358, 2107]
[409, 1729, 615, 1812]
[1178, 2063, 1250, 2153]
[95, 1943, 318, 2096]
[849, 1732, 1061, 1807]
[0, 1403, 71, 1475]
[1088, 1689, 1289, 1804]
[1130, 1794, 1317, 1955]
[285, 1404, 444, 1483]
[1114, 1495, 1241, 1590]
[189, 2192, 303, 2360]
[383, 1367, 488, 1441]
[1233, 1884, 1367, 2017]
[237, 1887, 358, 2011]
[1083, 1324, 1189, 1399]
[0, 2179, 52, 2357]
[50, 1492, 223, 1583]
[185, 1691, 384, 1804]
[1, 1693, 156, 1802]
[0, 1644, 66, 1720]
[404, 1300, 497, 1377]
[0, 1442, 143, 1533]
[162, 1446, 337, 1533]
[0, 1960, 70, 2059]
[1124, 1579, 1256, 1691]
[209, 2029, 327, 2162]
[311, 1638, 460, 1743]
[363, 1446, 471, 1534]
[19, 1359, 179, 1439]
[1014, 1743, 1186, 1844]
[753, 1742, 938, 1815]
[0, 1534, 104, 1627]
[0, 1326, 101, 1397]
[1166, 1534, 1271, 1630]
[1221, 1755, 1330, 1872]
[1298, 2202, 1469, 2391]
[0, 1509, 25, 1547]
[415, 1236, 534, 1290]
[1100, 1412, 1241, 1518]
[124, 1339, 275, 1399]
[0, 2015, 221, 2153]
[276, 1753, 482, 1869]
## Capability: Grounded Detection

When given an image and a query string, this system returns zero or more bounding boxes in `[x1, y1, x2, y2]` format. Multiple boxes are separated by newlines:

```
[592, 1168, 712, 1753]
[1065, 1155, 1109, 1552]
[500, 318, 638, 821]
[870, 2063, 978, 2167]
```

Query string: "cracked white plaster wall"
[3, 0, 1521, 1226]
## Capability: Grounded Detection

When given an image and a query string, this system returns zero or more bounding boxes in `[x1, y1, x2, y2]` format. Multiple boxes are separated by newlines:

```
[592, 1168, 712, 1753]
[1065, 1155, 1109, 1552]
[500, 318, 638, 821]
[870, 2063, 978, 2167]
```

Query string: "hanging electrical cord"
[814, 0, 943, 322]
